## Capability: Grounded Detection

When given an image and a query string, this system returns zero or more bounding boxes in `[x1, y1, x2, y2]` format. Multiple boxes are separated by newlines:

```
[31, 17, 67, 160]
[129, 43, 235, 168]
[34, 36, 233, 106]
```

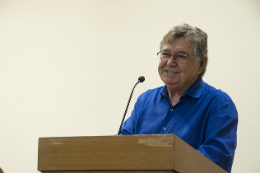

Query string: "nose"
[167, 56, 177, 66]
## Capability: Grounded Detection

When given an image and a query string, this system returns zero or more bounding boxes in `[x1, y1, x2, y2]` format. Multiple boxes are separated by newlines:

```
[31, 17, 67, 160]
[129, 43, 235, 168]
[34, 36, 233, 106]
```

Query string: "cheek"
[159, 60, 167, 67]
[181, 62, 197, 73]
[158, 62, 164, 73]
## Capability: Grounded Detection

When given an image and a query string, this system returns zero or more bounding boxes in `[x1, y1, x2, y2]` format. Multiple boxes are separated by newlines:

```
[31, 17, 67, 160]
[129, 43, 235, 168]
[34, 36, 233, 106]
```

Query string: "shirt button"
[170, 108, 173, 111]
[163, 127, 166, 130]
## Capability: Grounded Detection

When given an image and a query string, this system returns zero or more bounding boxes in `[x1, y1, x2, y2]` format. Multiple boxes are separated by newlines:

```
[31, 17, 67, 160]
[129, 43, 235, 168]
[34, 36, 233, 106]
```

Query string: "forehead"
[162, 38, 194, 53]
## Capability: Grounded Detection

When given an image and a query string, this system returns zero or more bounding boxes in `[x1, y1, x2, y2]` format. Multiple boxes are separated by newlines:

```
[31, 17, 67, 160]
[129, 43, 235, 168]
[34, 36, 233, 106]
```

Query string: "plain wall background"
[0, 0, 260, 172]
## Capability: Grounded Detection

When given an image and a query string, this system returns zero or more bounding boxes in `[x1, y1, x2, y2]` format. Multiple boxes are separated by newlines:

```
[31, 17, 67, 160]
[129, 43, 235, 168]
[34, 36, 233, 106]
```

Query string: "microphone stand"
[117, 80, 140, 135]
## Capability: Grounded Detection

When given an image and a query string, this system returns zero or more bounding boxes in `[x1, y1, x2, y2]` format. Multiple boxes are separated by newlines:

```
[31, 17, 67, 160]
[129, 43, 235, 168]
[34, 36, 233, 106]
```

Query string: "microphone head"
[138, 76, 145, 83]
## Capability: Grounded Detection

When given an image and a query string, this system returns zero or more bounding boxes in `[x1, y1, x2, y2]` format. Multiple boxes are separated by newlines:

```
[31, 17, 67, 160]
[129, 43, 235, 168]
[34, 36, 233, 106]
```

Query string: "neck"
[166, 76, 199, 105]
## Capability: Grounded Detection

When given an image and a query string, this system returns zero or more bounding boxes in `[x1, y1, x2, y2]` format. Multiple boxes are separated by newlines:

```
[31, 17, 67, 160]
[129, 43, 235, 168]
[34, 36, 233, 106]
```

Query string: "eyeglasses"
[157, 51, 196, 63]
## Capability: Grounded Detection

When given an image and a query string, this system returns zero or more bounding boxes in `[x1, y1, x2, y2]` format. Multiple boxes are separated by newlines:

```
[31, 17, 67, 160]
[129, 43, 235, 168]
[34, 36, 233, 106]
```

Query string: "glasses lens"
[159, 52, 169, 61]
[176, 53, 187, 60]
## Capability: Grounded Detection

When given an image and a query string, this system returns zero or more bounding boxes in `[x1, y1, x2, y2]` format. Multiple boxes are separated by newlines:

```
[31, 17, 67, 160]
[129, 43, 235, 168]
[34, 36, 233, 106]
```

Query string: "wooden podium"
[38, 134, 227, 173]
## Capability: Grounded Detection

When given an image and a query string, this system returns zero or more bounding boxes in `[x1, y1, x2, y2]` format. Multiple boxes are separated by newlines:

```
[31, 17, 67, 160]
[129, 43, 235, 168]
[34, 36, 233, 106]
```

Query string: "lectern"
[38, 134, 227, 173]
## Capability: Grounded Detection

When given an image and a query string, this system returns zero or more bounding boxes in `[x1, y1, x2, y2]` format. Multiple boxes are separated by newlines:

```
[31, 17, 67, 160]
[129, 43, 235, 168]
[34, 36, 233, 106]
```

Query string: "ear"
[197, 56, 207, 75]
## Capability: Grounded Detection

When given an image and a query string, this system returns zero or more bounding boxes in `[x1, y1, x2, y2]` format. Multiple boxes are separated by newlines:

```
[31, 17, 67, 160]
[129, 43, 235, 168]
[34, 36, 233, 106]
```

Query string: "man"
[120, 24, 238, 173]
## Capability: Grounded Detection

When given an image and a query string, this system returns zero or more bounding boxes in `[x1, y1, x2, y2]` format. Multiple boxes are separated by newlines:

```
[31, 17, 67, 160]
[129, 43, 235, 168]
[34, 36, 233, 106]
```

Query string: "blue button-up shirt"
[120, 77, 238, 173]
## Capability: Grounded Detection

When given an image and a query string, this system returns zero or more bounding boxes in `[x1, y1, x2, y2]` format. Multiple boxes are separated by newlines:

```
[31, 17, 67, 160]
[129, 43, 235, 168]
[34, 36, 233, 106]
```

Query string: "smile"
[166, 70, 178, 74]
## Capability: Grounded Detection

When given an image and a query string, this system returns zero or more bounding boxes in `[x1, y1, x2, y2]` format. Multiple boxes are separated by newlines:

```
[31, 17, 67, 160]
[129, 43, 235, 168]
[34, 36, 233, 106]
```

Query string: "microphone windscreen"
[138, 76, 145, 83]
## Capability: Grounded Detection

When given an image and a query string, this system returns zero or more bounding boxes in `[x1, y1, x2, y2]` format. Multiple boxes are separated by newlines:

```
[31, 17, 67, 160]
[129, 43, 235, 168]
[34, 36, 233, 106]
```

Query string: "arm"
[197, 98, 238, 173]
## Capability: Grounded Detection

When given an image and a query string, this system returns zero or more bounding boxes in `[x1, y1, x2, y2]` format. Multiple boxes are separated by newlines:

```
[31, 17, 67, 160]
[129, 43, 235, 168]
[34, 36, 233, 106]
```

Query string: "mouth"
[166, 70, 178, 74]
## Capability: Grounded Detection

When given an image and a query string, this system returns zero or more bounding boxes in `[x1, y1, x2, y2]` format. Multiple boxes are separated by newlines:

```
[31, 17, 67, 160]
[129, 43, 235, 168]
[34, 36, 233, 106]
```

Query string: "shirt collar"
[183, 76, 205, 98]
[160, 85, 169, 98]
[160, 76, 205, 99]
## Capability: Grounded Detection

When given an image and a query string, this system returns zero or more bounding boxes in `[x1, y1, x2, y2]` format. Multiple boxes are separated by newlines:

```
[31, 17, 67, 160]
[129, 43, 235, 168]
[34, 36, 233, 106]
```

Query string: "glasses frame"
[157, 51, 196, 61]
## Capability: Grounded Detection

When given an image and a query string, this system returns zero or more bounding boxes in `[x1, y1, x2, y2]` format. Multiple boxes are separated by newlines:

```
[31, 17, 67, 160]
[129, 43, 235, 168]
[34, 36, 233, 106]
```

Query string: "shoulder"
[201, 82, 238, 119]
[139, 86, 164, 99]
[132, 86, 164, 114]
[134, 86, 164, 107]
[202, 82, 233, 103]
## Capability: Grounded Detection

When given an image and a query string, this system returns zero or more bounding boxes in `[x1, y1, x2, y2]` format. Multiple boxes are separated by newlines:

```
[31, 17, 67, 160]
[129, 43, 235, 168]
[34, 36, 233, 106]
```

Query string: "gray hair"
[160, 23, 208, 76]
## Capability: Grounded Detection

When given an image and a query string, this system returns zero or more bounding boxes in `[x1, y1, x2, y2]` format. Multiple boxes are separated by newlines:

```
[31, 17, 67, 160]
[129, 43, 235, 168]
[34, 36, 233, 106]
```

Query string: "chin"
[163, 79, 179, 86]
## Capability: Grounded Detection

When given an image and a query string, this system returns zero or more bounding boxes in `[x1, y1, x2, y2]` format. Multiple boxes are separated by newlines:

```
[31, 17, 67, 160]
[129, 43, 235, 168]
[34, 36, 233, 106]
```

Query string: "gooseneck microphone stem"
[117, 81, 139, 135]
[117, 76, 145, 135]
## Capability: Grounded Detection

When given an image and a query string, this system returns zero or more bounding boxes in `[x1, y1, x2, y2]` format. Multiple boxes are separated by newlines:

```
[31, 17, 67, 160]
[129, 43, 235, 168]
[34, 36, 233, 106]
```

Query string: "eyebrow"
[177, 51, 189, 55]
[161, 49, 170, 52]
[161, 49, 189, 55]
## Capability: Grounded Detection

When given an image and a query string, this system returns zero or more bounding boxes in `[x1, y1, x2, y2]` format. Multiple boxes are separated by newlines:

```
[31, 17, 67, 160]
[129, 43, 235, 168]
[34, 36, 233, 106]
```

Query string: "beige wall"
[0, 0, 260, 172]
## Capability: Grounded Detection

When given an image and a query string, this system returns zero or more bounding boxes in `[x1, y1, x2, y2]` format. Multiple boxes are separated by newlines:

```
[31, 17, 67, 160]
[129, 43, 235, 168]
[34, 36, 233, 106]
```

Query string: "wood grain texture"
[38, 134, 227, 173]
[38, 134, 175, 171]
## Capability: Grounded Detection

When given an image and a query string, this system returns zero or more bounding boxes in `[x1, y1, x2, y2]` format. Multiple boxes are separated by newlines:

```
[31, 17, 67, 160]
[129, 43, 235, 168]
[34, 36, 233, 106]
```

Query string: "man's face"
[158, 38, 204, 91]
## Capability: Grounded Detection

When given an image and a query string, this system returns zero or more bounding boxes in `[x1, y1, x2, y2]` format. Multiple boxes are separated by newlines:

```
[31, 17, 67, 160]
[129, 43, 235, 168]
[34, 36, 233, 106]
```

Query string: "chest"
[134, 97, 209, 149]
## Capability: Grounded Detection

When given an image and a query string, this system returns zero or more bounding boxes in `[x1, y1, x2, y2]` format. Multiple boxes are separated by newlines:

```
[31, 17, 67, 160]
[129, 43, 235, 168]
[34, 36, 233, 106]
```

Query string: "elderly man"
[120, 24, 238, 173]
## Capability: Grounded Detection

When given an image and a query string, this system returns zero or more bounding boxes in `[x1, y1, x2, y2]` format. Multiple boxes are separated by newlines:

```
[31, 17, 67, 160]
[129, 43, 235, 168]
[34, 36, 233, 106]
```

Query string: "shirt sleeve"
[197, 97, 238, 173]
[119, 94, 143, 135]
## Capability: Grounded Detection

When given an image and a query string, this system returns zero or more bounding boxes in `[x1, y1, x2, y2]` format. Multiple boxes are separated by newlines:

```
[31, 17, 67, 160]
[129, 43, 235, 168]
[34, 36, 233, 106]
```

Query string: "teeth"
[166, 71, 175, 74]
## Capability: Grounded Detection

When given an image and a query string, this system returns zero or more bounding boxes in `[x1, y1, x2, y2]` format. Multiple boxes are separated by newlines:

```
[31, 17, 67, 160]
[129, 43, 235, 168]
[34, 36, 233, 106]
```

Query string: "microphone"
[138, 76, 145, 83]
[117, 76, 145, 135]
